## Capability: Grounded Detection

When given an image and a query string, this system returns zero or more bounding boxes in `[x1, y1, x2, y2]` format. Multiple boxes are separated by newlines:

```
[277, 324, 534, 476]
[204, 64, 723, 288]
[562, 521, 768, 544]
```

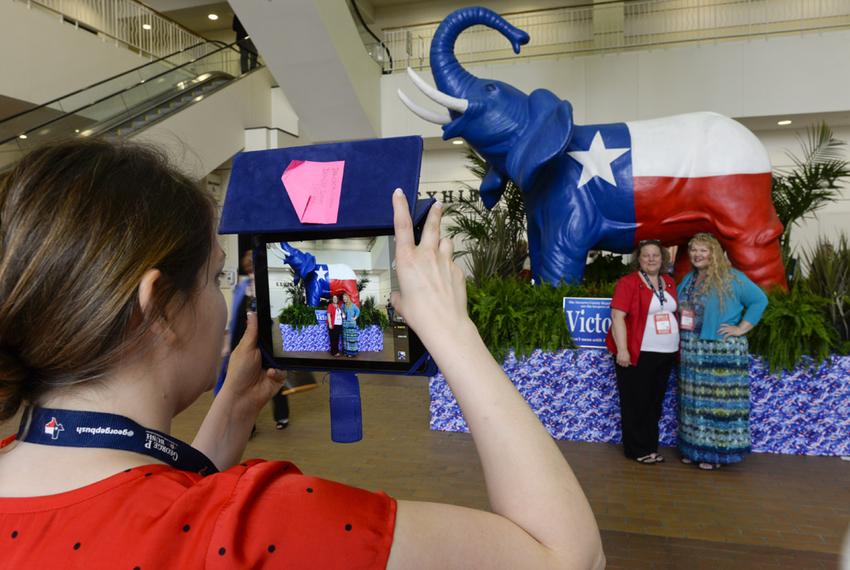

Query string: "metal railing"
[0, 41, 247, 168]
[15, 0, 207, 59]
[0, 41, 224, 143]
[381, 0, 850, 72]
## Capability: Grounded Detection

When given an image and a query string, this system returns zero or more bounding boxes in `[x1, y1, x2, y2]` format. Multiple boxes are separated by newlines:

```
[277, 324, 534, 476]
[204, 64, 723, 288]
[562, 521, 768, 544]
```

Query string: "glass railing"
[0, 41, 225, 143]
[0, 41, 248, 168]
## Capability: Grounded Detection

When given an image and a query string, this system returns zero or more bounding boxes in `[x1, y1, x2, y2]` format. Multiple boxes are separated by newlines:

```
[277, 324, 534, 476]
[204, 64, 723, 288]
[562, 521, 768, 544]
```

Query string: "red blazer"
[327, 303, 338, 328]
[605, 272, 677, 366]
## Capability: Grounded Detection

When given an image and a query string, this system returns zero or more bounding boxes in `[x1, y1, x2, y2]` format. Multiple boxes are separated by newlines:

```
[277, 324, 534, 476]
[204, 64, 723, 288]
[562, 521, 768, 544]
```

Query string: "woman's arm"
[610, 309, 630, 367]
[717, 272, 768, 339]
[386, 191, 604, 570]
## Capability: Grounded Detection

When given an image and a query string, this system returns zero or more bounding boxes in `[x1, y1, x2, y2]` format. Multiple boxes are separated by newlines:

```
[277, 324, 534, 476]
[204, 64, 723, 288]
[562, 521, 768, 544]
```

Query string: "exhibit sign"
[563, 297, 612, 349]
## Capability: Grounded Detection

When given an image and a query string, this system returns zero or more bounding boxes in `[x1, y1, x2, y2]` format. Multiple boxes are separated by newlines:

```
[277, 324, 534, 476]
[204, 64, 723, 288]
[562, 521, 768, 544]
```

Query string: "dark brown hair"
[629, 239, 672, 273]
[0, 139, 216, 420]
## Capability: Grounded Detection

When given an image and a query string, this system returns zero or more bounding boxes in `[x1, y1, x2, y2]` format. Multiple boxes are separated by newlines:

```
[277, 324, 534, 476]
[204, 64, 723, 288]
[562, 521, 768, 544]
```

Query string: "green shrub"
[466, 277, 619, 361]
[803, 234, 850, 344]
[278, 304, 317, 330]
[748, 287, 838, 372]
[358, 297, 389, 330]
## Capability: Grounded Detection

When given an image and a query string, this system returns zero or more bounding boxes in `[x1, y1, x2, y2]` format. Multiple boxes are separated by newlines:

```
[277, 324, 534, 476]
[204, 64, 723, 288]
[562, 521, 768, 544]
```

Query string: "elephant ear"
[505, 89, 574, 191]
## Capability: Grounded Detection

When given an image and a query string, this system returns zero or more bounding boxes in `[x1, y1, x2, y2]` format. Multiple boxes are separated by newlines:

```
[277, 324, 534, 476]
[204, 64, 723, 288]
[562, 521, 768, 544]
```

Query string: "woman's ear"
[138, 268, 178, 345]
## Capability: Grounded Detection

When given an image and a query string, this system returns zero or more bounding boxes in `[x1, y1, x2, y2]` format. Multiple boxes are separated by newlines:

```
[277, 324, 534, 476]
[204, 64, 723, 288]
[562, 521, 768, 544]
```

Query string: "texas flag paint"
[313, 264, 360, 307]
[275, 242, 361, 308]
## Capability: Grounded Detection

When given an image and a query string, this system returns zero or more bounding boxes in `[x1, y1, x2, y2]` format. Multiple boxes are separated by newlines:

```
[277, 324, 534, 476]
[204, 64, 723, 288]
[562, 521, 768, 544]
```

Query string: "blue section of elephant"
[279, 324, 384, 352]
[563, 123, 635, 252]
[429, 350, 850, 456]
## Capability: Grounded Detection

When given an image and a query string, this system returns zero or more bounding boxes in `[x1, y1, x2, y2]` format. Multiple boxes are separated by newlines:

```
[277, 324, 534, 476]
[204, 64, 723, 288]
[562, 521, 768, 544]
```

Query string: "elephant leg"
[719, 231, 787, 290]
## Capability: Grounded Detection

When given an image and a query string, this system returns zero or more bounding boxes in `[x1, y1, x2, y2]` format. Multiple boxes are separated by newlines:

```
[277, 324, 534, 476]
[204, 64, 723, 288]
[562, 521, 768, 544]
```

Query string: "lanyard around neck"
[17, 407, 219, 476]
[639, 270, 666, 307]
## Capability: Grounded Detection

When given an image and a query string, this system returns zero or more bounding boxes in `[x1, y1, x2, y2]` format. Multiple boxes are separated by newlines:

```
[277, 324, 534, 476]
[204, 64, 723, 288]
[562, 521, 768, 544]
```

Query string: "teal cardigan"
[677, 269, 768, 341]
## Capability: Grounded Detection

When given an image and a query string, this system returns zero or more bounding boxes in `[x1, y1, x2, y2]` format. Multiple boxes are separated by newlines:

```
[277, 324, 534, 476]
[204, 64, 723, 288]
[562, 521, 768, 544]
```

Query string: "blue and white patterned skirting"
[279, 324, 383, 352]
[429, 349, 850, 456]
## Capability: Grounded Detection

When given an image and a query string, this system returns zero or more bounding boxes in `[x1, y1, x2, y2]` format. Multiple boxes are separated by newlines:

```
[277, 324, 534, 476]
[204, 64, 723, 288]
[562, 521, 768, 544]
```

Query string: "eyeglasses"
[638, 239, 663, 247]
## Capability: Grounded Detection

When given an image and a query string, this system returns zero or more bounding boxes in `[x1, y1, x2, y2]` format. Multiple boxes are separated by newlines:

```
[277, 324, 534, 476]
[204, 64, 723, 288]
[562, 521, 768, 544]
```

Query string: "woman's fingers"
[235, 312, 258, 353]
[439, 236, 454, 260]
[418, 201, 443, 250]
[392, 189, 414, 251]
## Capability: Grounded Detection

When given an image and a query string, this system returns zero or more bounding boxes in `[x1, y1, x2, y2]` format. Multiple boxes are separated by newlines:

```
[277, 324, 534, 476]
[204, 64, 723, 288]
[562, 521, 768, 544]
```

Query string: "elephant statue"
[398, 6, 786, 289]
[275, 242, 360, 308]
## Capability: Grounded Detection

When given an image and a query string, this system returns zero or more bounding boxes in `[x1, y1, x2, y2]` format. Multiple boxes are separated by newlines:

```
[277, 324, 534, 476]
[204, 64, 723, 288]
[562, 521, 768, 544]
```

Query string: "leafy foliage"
[772, 123, 850, 253]
[278, 304, 317, 330]
[356, 277, 370, 293]
[445, 150, 528, 284]
[748, 286, 838, 372]
[467, 277, 618, 361]
[803, 234, 850, 347]
[283, 277, 307, 306]
[358, 297, 389, 330]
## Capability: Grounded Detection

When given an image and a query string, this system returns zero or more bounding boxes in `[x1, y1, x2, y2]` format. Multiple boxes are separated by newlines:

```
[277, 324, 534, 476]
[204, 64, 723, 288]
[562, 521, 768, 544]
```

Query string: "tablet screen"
[263, 236, 412, 364]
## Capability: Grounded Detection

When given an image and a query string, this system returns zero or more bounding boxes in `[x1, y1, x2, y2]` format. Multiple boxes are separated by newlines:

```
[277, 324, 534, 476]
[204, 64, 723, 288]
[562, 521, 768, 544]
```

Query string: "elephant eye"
[485, 84, 497, 92]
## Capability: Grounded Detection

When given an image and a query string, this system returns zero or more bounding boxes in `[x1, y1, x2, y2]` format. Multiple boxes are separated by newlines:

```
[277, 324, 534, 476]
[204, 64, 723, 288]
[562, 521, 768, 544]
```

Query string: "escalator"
[0, 40, 261, 169]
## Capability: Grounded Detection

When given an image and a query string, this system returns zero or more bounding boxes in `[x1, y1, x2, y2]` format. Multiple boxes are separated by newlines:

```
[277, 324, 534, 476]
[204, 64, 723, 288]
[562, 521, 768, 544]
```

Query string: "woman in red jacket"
[326, 294, 342, 356]
[605, 240, 679, 464]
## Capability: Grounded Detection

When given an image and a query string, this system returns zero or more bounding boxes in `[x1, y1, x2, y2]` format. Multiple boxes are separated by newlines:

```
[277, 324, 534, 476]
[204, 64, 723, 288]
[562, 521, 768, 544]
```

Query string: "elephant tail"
[430, 7, 529, 98]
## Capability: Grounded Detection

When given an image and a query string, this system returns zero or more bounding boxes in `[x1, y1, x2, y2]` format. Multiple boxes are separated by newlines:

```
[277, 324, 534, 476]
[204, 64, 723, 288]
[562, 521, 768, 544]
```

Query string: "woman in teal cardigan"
[677, 233, 768, 470]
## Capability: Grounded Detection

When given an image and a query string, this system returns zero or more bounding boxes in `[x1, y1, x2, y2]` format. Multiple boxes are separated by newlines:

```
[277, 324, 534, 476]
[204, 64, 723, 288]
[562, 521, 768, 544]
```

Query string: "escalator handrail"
[0, 40, 220, 128]
[0, 41, 250, 147]
[94, 71, 233, 138]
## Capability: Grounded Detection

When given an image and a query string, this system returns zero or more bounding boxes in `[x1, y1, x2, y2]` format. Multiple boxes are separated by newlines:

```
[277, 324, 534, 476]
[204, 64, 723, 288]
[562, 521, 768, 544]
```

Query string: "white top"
[332, 304, 343, 326]
[640, 291, 679, 353]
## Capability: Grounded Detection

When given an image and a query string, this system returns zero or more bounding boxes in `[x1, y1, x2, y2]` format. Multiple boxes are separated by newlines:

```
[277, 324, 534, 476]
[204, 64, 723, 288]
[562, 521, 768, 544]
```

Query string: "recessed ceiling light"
[18, 134, 27, 140]
[142, 23, 152, 30]
[207, 13, 218, 21]
[777, 120, 792, 126]
[452, 140, 464, 145]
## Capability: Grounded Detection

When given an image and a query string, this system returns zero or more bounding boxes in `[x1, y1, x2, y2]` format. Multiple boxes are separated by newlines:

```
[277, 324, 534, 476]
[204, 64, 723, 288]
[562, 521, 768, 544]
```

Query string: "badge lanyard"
[640, 270, 666, 307]
[17, 407, 219, 476]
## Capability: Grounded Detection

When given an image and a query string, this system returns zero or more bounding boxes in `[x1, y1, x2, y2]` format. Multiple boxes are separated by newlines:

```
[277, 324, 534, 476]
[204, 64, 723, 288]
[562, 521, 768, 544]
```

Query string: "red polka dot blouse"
[0, 453, 397, 569]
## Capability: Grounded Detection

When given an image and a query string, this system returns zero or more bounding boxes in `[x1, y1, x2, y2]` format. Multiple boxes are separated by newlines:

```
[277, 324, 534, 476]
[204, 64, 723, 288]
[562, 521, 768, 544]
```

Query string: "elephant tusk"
[406, 67, 469, 114]
[397, 89, 452, 125]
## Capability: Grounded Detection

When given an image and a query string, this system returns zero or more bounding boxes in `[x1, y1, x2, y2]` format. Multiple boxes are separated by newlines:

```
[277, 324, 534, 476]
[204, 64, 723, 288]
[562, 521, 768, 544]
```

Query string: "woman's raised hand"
[389, 189, 470, 345]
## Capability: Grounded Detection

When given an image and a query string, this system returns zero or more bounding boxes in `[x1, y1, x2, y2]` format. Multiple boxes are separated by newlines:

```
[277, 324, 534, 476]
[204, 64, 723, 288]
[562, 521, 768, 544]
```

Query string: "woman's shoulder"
[615, 272, 641, 288]
[0, 460, 395, 568]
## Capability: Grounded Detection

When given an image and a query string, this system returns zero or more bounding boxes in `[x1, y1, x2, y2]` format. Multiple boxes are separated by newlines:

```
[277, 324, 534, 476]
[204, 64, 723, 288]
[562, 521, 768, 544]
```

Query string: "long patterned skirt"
[342, 321, 359, 356]
[678, 332, 751, 464]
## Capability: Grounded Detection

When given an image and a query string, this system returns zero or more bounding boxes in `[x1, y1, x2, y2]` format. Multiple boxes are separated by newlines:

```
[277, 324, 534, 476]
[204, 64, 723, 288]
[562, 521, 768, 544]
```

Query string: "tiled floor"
[172, 374, 848, 569]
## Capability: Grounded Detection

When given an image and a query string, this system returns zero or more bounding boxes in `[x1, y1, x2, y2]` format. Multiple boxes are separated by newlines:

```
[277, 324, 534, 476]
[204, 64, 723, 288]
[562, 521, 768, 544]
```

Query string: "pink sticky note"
[281, 159, 345, 224]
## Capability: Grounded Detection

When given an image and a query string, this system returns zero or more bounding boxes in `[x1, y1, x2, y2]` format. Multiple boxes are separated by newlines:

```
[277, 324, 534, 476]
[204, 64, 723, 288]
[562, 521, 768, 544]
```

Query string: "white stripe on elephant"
[626, 112, 771, 178]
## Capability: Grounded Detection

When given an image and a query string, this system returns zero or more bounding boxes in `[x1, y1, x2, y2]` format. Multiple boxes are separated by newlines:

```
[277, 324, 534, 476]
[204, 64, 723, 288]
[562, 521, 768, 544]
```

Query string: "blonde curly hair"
[688, 233, 733, 303]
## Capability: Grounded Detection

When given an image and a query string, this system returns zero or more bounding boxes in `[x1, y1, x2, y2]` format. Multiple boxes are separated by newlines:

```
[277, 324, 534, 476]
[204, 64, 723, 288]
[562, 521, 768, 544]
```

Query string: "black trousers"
[615, 351, 675, 459]
[272, 392, 289, 422]
[329, 325, 341, 355]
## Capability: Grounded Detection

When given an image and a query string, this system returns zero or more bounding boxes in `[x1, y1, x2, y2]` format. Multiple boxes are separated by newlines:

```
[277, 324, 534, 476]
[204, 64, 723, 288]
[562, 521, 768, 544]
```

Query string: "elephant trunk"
[430, 7, 529, 98]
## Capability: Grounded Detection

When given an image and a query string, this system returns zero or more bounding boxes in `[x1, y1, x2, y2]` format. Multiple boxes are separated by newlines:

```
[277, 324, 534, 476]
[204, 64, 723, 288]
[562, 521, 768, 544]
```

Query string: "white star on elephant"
[314, 267, 328, 281]
[567, 131, 629, 188]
